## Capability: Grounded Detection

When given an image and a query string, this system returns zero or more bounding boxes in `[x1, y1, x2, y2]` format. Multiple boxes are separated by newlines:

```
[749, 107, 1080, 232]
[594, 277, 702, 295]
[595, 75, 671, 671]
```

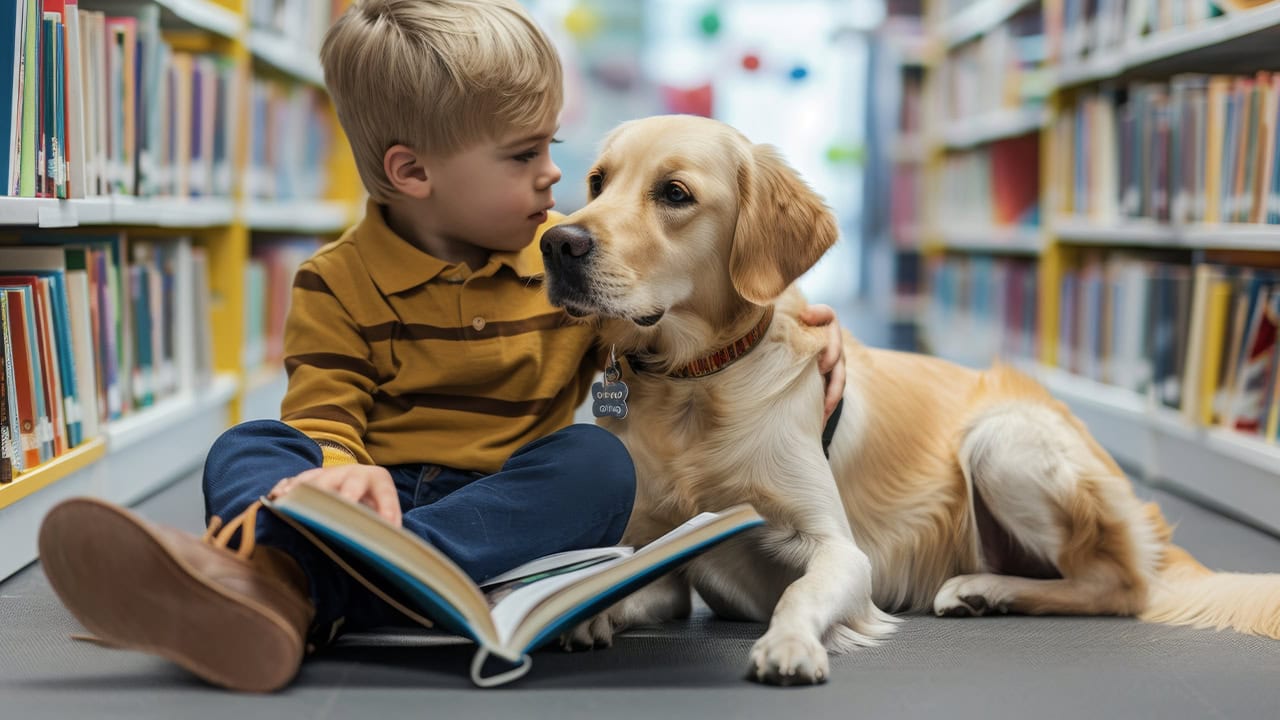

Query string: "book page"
[495, 507, 762, 650]
[479, 546, 632, 589]
[629, 511, 724, 556]
[488, 555, 625, 643]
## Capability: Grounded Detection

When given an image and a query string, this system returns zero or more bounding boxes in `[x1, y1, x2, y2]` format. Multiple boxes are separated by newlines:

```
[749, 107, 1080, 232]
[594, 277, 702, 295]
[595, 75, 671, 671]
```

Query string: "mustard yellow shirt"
[280, 201, 600, 474]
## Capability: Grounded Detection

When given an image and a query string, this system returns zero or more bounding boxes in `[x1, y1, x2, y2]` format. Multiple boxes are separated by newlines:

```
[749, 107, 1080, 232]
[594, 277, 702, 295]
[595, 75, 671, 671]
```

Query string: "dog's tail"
[1140, 543, 1280, 639]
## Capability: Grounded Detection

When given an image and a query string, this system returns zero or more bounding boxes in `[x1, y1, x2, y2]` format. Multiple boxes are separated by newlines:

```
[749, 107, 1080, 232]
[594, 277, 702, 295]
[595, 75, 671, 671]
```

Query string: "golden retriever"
[539, 115, 1280, 685]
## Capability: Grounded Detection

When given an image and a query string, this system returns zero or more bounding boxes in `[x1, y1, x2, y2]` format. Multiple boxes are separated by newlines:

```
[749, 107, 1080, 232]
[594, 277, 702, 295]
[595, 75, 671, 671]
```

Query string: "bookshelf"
[0, 0, 362, 580]
[893, 0, 1280, 536]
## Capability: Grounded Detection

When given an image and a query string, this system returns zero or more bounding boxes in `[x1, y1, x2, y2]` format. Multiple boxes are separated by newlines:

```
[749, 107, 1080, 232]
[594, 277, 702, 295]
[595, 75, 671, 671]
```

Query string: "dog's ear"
[729, 144, 839, 305]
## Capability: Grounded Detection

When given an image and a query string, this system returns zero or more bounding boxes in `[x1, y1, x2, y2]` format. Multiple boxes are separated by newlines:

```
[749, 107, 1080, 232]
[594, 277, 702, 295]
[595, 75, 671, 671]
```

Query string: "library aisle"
[2, 0, 1280, 714]
[2, 468, 1278, 718]
[877, 0, 1280, 537]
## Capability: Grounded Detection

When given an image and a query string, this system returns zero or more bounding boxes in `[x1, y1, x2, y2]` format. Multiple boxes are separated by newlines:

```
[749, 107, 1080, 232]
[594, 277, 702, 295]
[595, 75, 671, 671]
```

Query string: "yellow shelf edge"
[0, 438, 107, 510]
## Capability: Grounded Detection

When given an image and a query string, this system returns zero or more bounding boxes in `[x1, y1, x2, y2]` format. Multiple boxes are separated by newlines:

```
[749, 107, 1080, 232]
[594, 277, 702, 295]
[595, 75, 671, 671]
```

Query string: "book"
[2, 0, 21, 195]
[0, 293, 11, 482]
[2, 287, 40, 467]
[1199, 276, 1234, 427]
[263, 483, 765, 687]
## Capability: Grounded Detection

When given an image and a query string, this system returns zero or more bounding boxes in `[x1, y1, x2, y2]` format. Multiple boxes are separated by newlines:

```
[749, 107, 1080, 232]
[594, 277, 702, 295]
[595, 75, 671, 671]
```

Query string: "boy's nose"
[540, 224, 595, 259]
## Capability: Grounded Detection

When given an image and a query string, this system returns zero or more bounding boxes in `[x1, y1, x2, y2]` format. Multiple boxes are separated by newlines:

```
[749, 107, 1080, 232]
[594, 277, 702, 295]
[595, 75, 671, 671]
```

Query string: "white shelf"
[0, 443, 103, 582]
[0, 196, 235, 228]
[0, 197, 109, 227]
[939, 106, 1047, 149]
[244, 200, 353, 233]
[0, 374, 238, 580]
[1053, 5, 1280, 89]
[1054, 216, 1280, 250]
[154, 0, 244, 38]
[103, 373, 238, 505]
[934, 224, 1046, 255]
[102, 196, 237, 228]
[248, 30, 326, 87]
[1025, 364, 1280, 537]
[88, 0, 244, 38]
[943, 0, 1040, 48]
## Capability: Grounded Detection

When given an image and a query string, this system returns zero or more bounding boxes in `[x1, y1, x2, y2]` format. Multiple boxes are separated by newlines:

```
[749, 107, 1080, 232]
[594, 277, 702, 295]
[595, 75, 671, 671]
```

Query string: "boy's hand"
[798, 303, 845, 423]
[270, 465, 403, 527]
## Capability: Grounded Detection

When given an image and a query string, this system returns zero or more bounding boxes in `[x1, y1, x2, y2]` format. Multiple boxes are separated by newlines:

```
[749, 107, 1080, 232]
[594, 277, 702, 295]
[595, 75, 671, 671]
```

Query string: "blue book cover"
[2, 0, 20, 195]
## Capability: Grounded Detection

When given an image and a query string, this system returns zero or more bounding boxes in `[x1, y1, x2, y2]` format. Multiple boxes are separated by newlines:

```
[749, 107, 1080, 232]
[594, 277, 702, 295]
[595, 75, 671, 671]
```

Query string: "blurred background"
[524, 0, 890, 345]
[3, 0, 1280, 580]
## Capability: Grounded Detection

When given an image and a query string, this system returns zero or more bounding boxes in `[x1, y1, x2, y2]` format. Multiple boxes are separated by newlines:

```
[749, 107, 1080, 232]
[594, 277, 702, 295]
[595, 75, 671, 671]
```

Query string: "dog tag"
[592, 346, 629, 419]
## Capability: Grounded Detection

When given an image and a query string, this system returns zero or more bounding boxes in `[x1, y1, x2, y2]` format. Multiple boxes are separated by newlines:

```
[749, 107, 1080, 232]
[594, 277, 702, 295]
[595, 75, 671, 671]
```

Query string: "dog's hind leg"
[933, 401, 1161, 618]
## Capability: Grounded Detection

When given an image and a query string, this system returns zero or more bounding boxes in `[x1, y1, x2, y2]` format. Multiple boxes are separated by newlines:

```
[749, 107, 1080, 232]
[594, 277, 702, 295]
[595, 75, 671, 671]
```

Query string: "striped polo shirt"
[280, 201, 600, 474]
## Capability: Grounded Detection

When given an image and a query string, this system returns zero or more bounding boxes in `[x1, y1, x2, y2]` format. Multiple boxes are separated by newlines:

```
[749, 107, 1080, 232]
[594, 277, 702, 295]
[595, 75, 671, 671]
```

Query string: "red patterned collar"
[629, 306, 774, 379]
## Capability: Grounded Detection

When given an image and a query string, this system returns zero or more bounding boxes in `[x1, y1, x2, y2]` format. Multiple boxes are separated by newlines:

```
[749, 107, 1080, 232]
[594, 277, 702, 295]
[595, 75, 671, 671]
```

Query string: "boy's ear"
[383, 144, 432, 199]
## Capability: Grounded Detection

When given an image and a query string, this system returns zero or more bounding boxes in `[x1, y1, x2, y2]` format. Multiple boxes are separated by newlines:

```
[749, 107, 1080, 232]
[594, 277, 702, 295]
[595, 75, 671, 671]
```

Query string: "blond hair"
[321, 0, 564, 202]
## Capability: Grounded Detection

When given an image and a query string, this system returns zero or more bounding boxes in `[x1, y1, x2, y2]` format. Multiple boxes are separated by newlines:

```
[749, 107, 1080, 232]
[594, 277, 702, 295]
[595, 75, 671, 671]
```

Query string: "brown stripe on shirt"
[285, 353, 379, 382]
[376, 390, 557, 418]
[282, 404, 365, 430]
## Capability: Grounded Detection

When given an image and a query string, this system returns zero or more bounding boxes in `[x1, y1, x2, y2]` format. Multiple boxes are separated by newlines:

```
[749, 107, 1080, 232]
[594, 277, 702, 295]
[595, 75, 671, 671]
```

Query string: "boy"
[38, 0, 846, 693]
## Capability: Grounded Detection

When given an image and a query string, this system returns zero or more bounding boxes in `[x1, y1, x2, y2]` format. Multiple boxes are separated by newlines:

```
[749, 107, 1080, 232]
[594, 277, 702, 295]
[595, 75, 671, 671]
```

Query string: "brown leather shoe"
[39, 497, 316, 693]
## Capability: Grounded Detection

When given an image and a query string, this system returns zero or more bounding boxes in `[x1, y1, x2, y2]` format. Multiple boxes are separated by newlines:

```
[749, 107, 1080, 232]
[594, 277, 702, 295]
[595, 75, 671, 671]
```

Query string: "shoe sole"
[39, 498, 302, 693]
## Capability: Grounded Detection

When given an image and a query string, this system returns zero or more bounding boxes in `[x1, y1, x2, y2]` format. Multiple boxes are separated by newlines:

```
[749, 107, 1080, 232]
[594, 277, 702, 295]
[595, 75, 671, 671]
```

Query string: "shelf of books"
[881, 1, 929, 352]
[0, 0, 357, 579]
[890, 0, 1280, 536]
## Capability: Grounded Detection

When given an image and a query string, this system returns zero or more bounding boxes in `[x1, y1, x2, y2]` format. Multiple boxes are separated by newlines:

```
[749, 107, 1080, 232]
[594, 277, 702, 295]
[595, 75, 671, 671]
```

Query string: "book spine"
[0, 293, 13, 481]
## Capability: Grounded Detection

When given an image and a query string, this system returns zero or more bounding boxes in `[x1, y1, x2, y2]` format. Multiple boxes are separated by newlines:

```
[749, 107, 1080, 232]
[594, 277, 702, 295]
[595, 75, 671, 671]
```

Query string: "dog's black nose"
[540, 224, 595, 259]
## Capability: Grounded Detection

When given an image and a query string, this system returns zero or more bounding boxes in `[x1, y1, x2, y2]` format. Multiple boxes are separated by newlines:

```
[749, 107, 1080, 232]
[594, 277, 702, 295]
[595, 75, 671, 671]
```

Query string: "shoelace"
[202, 500, 263, 560]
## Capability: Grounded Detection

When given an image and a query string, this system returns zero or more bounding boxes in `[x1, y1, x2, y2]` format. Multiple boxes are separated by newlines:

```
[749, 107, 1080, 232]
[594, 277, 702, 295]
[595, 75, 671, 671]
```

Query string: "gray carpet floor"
[2, 470, 1279, 719]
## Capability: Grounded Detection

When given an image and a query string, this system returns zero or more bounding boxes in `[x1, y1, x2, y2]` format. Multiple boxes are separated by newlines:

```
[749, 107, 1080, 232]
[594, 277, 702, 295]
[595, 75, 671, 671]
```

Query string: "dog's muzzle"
[541, 223, 596, 306]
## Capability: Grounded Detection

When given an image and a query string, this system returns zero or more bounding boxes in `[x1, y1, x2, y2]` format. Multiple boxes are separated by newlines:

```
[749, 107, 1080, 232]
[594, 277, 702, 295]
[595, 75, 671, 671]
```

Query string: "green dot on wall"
[699, 9, 721, 37]
[825, 144, 864, 165]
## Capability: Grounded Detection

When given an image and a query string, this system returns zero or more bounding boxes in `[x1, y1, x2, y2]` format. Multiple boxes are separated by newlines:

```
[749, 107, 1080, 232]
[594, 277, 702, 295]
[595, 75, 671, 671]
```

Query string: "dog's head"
[541, 115, 837, 349]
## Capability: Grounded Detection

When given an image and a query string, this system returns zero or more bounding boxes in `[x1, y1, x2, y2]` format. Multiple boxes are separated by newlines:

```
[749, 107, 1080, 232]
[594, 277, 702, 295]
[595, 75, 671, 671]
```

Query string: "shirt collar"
[356, 200, 558, 294]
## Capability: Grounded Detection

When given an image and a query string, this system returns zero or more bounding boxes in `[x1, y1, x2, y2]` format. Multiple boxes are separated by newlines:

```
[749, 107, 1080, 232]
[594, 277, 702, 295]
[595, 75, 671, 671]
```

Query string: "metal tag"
[591, 346, 629, 419]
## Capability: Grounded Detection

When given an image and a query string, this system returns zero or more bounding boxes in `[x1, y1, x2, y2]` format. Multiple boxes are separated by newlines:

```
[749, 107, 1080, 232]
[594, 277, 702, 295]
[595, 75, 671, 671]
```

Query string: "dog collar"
[630, 306, 774, 379]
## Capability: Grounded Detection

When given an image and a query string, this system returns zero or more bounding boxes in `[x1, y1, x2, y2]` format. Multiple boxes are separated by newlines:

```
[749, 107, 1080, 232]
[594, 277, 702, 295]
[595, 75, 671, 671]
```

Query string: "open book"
[262, 483, 764, 687]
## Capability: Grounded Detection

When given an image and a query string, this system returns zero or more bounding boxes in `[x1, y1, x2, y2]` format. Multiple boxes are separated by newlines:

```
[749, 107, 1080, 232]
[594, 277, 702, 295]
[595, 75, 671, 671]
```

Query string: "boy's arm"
[280, 263, 378, 467]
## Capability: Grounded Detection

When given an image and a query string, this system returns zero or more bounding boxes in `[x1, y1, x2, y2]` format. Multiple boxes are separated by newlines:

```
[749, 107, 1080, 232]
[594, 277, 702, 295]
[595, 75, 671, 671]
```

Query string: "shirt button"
[472, 316, 486, 331]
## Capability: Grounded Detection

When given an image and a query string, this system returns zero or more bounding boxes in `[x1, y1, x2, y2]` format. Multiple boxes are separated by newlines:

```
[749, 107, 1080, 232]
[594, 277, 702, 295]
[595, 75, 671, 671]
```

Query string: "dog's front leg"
[749, 481, 896, 685]
[560, 571, 692, 650]
[748, 538, 866, 684]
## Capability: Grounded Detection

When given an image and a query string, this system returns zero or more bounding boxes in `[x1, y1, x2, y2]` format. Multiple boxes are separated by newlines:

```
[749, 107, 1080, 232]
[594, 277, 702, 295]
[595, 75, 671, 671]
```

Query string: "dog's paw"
[748, 629, 829, 685]
[559, 612, 618, 652]
[933, 574, 1010, 617]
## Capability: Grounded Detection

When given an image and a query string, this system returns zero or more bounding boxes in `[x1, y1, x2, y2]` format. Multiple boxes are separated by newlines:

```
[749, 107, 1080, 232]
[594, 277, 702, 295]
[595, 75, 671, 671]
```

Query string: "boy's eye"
[514, 138, 561, 163]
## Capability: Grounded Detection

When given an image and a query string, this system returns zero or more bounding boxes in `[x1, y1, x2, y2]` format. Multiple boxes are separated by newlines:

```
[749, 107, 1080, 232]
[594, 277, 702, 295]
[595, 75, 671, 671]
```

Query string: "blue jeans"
[202, 420, 635, 639]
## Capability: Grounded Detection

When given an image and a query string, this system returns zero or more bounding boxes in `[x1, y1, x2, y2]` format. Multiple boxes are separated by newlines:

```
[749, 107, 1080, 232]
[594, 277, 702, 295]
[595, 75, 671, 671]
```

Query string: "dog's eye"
[661, 181, 693, 205]
[588, 172, 604, 198]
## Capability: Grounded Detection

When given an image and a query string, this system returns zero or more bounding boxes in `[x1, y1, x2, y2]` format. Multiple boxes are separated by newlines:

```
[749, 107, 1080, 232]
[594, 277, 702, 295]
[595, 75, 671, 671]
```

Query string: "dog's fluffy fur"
[540, 115, 1280, 685]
